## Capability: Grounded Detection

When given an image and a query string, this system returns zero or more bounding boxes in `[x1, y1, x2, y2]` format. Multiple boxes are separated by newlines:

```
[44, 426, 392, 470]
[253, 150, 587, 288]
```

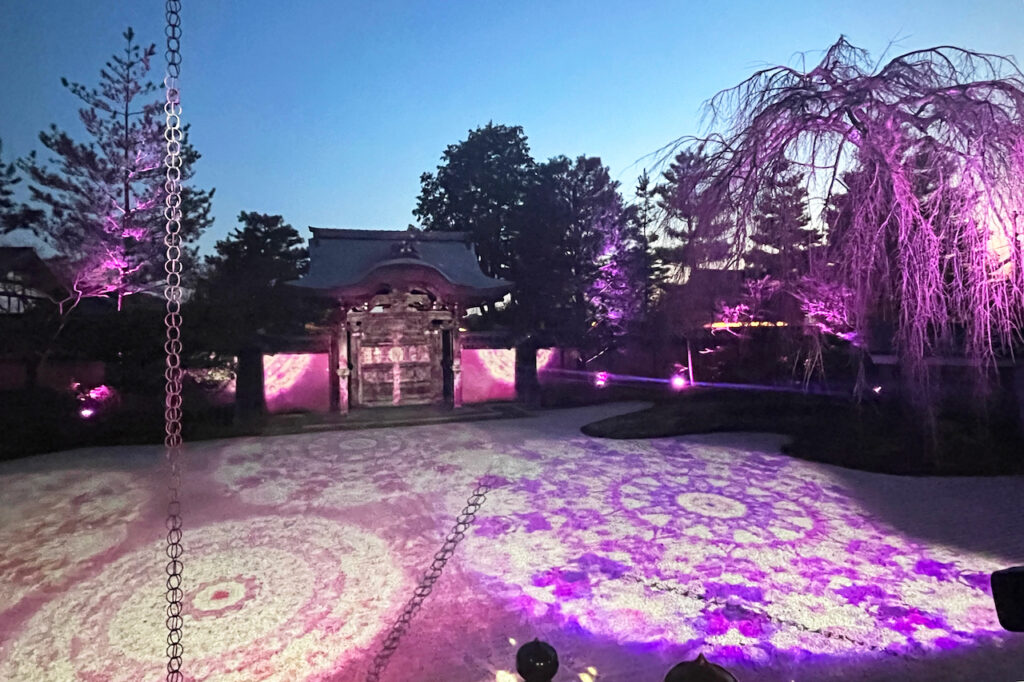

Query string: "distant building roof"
[289, 227, 513, 302]
[0, 246, 66, 296]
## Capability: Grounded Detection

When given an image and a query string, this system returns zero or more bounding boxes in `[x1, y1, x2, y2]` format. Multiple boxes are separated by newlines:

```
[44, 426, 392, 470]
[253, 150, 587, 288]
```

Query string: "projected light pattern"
[0, 470, 147, 613]
[0, 407, 1021, 681]
[462, 435, 1011, 668]
[0, 516, 406, 681]
[461, 347, 557, 403]
[263, 353, 330, 413]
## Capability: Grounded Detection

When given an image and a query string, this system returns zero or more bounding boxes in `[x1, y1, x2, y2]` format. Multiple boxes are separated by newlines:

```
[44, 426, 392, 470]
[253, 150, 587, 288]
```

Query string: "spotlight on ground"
[992, 566, 1024, 632]
[594, 371, 609, 388]
[670, 373, 688, 391]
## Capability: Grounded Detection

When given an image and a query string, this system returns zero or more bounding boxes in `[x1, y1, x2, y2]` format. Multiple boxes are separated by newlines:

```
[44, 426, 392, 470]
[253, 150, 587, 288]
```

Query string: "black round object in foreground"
[516, 639, 559, 681]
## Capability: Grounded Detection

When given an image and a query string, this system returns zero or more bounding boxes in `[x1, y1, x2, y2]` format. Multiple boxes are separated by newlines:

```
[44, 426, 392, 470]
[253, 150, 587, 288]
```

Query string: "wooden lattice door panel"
[346, 292, 455, 408]
[358, 338, 440, 407]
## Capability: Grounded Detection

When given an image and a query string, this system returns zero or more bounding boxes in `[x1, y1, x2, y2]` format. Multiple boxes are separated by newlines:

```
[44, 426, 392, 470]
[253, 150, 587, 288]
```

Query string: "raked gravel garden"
[1, 403, 1023, 681]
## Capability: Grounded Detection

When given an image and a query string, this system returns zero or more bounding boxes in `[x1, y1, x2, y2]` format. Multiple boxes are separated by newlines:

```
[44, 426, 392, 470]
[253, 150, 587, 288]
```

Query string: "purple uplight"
[87, 385, 114, 401]
[670, 374, 688, 391]
[78, 407, 95, 419]
[594, 371, 609, 388]
[121, 227, 147, 240]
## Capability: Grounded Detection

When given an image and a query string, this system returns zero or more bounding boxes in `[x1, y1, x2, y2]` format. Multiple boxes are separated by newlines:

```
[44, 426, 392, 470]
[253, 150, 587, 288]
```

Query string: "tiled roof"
[289, 227, 512, 297]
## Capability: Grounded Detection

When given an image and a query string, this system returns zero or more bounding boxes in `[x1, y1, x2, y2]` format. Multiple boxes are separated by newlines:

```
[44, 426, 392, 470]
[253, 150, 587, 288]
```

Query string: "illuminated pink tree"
[687, 37, 1024, 418]
[588, 212, 646, 350]
[21, 28, 213, 314]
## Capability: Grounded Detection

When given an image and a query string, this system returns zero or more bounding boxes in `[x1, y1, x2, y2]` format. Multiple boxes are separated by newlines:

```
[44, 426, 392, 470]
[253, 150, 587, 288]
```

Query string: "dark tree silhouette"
[187, 212, 313, 418]
[416, 125, 646, 353]
[0, 139, 42, 233]
[630, 169, 666, 314]
[655, 150, 732, 277]
[683, 37, 1024, 417]
[748, 160, 818, 280]
[188, 212, 311, 350]
[415, 122, 535, 281]
[514, 155, 644, 352]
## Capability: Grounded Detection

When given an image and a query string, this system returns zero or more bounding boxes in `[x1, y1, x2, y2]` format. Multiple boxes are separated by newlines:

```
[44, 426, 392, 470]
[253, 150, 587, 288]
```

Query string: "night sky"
[0, 0, 1020, 255]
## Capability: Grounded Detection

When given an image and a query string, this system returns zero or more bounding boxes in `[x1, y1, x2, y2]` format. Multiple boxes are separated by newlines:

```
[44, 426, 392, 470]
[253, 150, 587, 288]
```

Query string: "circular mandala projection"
[463, 437, 1009, 665]
[613, 464, 825, 546]
[0, 470, 146, 612]
[0, 516, 406, 682]
[675, 492, 748, 519]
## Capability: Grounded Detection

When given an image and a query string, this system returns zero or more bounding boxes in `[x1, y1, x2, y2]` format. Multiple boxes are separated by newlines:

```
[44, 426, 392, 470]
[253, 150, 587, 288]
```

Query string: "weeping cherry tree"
[687, 37, 1024, 419]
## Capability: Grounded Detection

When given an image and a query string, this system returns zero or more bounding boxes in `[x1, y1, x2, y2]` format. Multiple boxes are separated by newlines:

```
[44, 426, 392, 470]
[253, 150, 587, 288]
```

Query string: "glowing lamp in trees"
[88, 385, 114, 401]
[79, 407, 95, 419]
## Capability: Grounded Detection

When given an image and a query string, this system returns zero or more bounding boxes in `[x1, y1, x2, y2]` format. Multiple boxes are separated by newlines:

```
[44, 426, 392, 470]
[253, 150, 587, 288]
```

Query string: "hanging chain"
[163, 2, 185, 681]
[364, 477, 494, 682]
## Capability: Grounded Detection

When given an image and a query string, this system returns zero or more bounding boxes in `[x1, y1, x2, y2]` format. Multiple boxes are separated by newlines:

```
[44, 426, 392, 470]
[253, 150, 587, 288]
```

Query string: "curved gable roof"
[289, 227, 512, 299]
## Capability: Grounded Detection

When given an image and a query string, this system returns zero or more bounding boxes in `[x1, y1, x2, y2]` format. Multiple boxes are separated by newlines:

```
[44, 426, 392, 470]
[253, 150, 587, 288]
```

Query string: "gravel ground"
[1, 403, 1022, 681]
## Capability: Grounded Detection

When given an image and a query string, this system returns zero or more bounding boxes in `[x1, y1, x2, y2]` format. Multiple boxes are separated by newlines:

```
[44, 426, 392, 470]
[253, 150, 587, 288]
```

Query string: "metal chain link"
[365, 477, 494, 682]
[163, 2, 185, 681]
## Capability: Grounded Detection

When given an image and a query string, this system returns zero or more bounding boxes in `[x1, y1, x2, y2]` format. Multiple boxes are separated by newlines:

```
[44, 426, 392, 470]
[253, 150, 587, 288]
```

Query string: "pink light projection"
[461, 348, 557, 404]
[2, 416, 1022, 679]
[670, 374, 688, 391]
[462, 349, 517, 403]
[537, 348, 555, 372]
[87, 385, 114, 401]
[73, 382, 118, 419]
[263, 353, 330, 414]
[594, 371, 609, 388]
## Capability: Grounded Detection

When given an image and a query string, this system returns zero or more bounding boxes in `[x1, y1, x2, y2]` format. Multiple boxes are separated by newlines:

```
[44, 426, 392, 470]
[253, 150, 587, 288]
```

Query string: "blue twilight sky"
[1, 1, 1022, 256]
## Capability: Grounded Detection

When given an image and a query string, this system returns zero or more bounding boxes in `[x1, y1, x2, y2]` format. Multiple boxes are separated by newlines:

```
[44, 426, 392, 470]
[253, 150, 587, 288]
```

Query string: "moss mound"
[581, 388, 1024, 476]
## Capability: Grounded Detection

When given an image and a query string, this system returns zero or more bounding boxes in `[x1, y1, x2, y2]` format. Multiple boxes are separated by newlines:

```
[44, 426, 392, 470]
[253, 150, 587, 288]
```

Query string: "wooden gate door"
[355, 312, 442, 407]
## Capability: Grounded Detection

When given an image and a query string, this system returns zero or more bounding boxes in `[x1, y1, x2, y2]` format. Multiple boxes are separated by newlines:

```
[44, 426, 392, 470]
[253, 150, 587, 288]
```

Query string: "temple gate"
[290, 227, 511, 412]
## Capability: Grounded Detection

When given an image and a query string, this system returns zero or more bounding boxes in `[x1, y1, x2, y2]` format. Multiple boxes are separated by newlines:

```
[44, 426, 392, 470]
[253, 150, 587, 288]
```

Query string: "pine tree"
[187, 212, 313, 418]
[656, 150, 732, 278]
[0, 139, 41, 233]
[21, 27, 214, 312]
[188, 212, 311, 350]
[631, 169, 668, 312]
[0, 139, 19, 232]
[748, 162, 818, 280]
